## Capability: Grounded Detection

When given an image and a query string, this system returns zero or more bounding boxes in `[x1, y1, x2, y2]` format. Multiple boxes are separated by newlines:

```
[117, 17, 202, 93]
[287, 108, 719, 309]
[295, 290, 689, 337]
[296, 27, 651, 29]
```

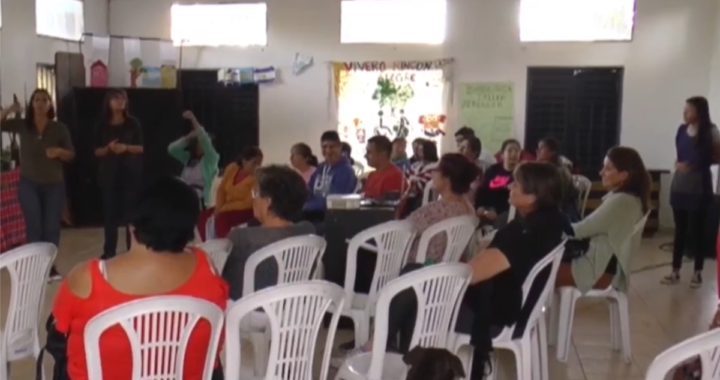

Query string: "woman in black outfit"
[537, 137, 580, 222]
[475, 139, 522, 225]
[93, 89, 144, 259]
[337, 162, 568, 380]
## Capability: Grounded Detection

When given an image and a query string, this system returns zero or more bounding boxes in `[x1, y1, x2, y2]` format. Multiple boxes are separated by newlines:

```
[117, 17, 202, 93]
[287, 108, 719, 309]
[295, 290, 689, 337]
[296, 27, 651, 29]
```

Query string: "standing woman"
[168, 110, 220, 241]
[289, 142, 318, 185]
[212, 147, 263, 238]
[0, 89, 75, 279]
[94, 89, 144, 259]
[663, 96, 720, 287]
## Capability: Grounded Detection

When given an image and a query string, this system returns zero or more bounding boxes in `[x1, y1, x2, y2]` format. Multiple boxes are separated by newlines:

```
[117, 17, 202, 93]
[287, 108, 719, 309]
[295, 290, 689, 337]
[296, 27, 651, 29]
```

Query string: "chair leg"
[556, 289, 578, 363]
[250, 331, 269, 377]
[519, 340, 533, 380]
[352, 314, 370, 347]
[0, 348, 8, 380]
[548, 292, 559, 346]
[531, 326, 541, 380]
[616, 295, 632, 362]
[538, 316, 549, 380]
[34, 334, 46, 380]
[608, 301, 620, 351]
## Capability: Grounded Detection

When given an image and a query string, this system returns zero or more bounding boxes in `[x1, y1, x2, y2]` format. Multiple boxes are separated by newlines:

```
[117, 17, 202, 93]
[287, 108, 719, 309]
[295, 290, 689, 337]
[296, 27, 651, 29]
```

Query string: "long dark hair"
[235, 146, 263, 167]
[25, 89, 56, 130]
[292, 143, 318, 167]
[539, 137, 562, 166]
[606, 146, 651, 213]
[686, 96, 713, 146]
[420, 139, 439, 163]
[101, 88, 130, 123]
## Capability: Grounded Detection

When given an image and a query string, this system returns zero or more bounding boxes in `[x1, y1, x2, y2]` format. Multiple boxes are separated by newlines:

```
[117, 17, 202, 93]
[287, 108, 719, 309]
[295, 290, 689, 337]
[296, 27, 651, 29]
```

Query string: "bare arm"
[468, 248, 511, 284]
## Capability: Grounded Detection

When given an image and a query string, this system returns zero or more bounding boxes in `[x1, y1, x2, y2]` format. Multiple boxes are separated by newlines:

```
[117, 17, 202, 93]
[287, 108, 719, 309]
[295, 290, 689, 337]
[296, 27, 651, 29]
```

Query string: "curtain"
[332, 59, 453, 169]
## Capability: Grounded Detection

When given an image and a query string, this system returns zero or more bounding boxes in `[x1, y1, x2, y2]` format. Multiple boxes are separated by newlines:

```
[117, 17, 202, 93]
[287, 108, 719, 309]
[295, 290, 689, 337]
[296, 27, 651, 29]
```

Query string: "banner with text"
[458, 82, 514, 155]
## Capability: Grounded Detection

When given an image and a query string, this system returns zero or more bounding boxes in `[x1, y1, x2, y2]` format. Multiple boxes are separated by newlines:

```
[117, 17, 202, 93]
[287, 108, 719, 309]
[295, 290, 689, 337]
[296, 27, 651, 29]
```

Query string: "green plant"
[371, 77, 414, 112]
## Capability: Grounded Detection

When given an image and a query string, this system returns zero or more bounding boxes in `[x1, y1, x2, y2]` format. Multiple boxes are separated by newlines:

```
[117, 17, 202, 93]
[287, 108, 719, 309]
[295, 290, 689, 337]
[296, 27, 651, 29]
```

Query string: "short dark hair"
[235, 146, 263, 166]
[392, 137, 406, 145]
[128, 176, 199, 252]
[420, 140, 439, 162]
[321, 131, 341, 144]
[466, 136, 482, 158]
[454, 126, 475, 139]
[539, 137, 560, 153]
[437, 153, 480, 194]
[501, 139, 522, 152]
[255, 165, 309, 221]
[368, 135, 393, 156]
[513, 162, 563, 211]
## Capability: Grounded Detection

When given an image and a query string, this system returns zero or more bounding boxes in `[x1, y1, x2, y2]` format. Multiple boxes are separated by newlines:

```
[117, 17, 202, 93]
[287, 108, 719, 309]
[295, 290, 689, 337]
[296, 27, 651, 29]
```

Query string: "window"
[520, 0, 635, 42]
[37, 64, 57, 107]
[171, 3, 267, 47]
[36, 0, 84, 41]
[341, 0, 446, 44]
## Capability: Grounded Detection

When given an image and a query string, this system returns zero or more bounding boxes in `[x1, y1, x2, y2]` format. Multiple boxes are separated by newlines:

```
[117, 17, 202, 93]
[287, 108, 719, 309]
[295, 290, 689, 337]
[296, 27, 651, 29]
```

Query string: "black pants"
[385, 264, 492, 379]
[101, 181, 134, 257]
[672, 207, 707, 271]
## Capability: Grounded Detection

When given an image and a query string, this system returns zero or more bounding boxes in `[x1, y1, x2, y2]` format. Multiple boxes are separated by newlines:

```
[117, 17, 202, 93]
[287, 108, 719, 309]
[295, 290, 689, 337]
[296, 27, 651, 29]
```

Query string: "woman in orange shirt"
[51, 176, 228, 380]
[212, 146, 263, 238]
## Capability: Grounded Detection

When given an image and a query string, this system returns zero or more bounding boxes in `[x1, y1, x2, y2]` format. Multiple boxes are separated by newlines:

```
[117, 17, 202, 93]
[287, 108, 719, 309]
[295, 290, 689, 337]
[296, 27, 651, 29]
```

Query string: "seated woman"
[212, 147, 264, 238]
[51, 176, 228, 380]
[336, 163, 568, 379]
[405, 153, 479, 264]
[402, 139, 439, 216]
[475, 139, 521, 226]
[536, 137, 580, 222]
[556, 146, 650, 293]
[222, 165, 315, 300]
[168, 111, 220, 240]
[290, 142, 318, 185]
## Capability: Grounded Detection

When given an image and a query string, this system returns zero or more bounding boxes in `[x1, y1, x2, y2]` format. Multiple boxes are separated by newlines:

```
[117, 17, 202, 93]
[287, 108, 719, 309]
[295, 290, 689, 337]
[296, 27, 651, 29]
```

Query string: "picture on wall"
[332, 59, 453, 169]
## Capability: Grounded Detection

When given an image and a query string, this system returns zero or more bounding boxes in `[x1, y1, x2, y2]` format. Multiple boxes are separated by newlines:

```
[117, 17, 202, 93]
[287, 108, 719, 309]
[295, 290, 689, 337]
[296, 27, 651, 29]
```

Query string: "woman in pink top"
[290, 143, 318, 184]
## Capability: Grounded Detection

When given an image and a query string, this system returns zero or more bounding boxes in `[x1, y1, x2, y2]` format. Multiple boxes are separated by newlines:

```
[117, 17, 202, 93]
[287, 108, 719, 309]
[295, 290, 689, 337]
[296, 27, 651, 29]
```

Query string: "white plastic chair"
[550, 213, 648, 364]
[84, 296, 225, 380]
[644, 329, 720, 380]
[336, 263, 472, 380]
[225, 281, 345, 380]
[241, 234, 327, 376]
[196, 238, 233, 273]
[572, 175, 592, 218]
[421, 180, 438, 206]
[452, 240, 566, 380]
[337, 220, 416, 348]
[0, 243, 57, 380]
[414, 215, 478, 264]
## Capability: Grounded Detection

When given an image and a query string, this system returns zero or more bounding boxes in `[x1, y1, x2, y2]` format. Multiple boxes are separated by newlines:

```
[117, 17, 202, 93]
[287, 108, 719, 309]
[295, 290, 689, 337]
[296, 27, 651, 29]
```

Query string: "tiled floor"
[1, 228, 717, 380]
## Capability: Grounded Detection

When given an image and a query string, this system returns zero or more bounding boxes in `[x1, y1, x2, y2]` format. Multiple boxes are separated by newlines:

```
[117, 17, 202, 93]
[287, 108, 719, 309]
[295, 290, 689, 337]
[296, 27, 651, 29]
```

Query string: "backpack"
[35, 315, 70, 380]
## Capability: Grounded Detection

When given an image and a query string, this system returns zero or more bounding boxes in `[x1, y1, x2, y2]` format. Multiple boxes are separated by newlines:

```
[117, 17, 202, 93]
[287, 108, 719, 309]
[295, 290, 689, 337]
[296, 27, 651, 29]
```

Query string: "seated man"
[391, 137, 411, 172]
[363, 135, 404, 199]
[222, 165, 315, 300]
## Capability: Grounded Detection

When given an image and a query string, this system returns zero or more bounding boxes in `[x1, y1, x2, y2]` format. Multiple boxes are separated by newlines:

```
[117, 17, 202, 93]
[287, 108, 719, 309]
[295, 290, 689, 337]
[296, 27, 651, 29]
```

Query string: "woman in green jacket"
[167, 111, 219, 209]
[556, 146, 650, 294]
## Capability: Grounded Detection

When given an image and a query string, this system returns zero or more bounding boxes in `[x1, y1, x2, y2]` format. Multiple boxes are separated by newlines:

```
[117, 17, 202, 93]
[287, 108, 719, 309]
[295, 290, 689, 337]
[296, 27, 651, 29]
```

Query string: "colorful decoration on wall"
[129, 58, 145, 88]
[89, 60, 108, 87]
[458, 82, 515, 154]
[160, 65, 177, 88]
[141, 67, 162, 88]
[332, 59, 453, 168]
[219, 67, 278, 86]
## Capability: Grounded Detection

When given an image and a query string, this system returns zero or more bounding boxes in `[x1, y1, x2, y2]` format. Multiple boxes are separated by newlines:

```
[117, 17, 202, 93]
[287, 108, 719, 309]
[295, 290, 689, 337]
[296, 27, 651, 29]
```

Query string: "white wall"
[0, 0, 108, 104]
[710, 3, 720, 114]
[107, 0, 716, 228]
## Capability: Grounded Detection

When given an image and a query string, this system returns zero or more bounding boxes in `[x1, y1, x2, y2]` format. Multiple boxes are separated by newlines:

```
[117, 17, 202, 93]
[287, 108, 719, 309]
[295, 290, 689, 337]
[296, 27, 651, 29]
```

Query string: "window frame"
[340, 0, 447, 45]
[36, 0, 85, 41]
[170, 2, 268, 47]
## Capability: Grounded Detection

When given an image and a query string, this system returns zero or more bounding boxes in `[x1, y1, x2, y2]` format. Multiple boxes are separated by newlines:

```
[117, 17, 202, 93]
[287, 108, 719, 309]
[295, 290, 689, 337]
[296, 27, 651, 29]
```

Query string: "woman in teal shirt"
[167, 111, 219, 209]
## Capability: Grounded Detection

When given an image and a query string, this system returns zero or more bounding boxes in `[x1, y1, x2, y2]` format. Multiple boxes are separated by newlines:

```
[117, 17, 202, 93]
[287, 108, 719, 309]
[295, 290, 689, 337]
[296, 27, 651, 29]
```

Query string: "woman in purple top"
[663, 96, 719, 288]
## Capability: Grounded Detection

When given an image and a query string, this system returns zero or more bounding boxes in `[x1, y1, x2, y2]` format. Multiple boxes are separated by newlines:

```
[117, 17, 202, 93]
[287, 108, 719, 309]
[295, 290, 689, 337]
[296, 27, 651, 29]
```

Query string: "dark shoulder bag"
[36, 315, 70, 380]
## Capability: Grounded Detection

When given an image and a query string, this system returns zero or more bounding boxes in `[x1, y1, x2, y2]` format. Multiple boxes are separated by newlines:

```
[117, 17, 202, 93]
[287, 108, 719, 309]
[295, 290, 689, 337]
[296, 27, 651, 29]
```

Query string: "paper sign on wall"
[457, 82, 514, 154]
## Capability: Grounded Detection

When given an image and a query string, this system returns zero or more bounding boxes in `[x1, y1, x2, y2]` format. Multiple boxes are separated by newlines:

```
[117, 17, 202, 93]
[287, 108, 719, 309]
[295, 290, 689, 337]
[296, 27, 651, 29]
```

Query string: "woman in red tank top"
[51, 177, 228, 380]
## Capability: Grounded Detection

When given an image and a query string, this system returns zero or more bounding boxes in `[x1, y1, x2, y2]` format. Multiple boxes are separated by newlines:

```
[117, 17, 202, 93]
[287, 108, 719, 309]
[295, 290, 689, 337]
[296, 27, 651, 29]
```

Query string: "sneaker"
[48, 266, 62, 282]
[690, 272, 702, 288]
[330, 347, 366, 369]
[660, 272, 680, 285]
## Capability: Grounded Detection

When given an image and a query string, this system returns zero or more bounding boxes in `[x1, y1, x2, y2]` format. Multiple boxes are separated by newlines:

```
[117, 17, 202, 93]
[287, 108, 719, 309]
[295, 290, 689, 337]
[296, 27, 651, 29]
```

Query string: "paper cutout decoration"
[160, 65, 177, 88]
[293, 53, 313, 76]
[129, 58, 145, 88]
[141, 67, 161, 88]
[254, 67, 276, 83]
[89, 60, 108, 87]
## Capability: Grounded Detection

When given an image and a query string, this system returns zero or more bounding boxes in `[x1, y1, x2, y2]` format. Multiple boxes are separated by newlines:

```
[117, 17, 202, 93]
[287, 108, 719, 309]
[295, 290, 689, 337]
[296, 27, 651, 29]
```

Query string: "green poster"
[458, 83, 514, 154]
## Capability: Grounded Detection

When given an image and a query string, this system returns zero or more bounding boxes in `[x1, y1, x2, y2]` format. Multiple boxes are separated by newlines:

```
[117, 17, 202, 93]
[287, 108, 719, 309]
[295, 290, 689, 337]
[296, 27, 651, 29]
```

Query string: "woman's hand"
[675, 161, 690, 173]
[109, 141, 128, 154]
[485, 210, 498, 220]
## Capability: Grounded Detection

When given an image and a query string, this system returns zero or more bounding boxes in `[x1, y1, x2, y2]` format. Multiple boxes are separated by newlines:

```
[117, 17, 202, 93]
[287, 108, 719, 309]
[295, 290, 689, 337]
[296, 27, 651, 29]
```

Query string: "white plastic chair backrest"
[0, 243, 57, 361]
[572, 175, 592, 218]
[368, 263, 471, 379]
[414, 215, 478, 263]
[84, 296, 225, 380]
[498, 240, 566, 339]
[225, 281, 345, 380]
[196, 238, 232, 273]
[644, 328, 720, 380]
[422, 180, 437, 206]
[242, 234, 326, 297]
[507, 206, 517, 223]
[344, 220, 416, 308]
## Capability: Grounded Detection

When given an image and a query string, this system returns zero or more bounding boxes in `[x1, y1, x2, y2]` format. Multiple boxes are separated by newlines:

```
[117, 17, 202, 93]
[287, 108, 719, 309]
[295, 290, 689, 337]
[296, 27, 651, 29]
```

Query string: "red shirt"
[364, 164, 404, 199]
[52, 248, 229, 380]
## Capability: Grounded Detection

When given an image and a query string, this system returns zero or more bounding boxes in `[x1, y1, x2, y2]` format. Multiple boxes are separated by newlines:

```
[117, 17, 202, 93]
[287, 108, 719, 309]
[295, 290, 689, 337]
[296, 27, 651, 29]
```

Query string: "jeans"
[672, 207, 707, 271]
[18, 178, 65, 247]
[102, 181, 134, 257]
